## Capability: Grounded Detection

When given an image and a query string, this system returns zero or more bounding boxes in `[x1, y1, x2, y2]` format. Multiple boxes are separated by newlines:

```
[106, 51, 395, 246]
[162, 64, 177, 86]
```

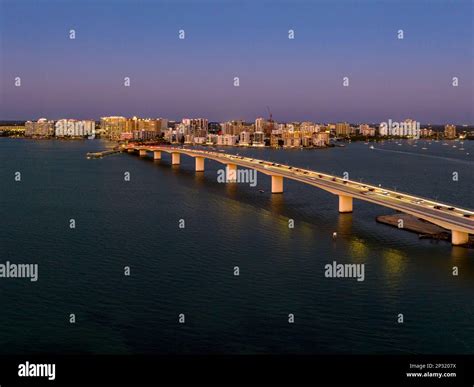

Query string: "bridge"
[124, 144, 474, 246]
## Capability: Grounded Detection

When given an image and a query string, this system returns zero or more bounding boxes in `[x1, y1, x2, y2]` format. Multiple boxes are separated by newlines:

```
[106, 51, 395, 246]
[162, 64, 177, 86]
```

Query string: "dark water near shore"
[0, 138, 473, 355]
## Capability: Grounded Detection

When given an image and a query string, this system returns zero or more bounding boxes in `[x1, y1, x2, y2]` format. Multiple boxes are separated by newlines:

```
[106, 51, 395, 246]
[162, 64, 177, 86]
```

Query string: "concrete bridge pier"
[171, 153, 181, 165]
[195, 157, 205, 172]
[452, 230, 469, 246]
[153, 151, 162, 160]
[271, 175, 284, 193]
[226, 163, 237, 182]
[339, 195, 353, 213]
[139, 149, 147, 157]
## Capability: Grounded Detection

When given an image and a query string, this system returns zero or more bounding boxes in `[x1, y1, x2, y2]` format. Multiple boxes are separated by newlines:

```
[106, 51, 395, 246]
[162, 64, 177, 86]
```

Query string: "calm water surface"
[0, 138, 473, 354]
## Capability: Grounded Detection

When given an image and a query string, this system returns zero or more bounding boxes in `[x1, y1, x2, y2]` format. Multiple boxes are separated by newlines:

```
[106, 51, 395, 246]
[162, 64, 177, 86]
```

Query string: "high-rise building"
[25, 118, 55, 137]
[399, 119, 420, 137]
[378, 123, 388, 136]
[255, 117, 265, 132]
[253, 131, 265, 147]
[300, 122, 320, 134]
[312, 132, 330, 146]
[133, 130, 157, 141]
[335, 122, 350, 137]
[282, 130, 301, 147]
[359, 124, 376, 137]
[55, 119, 95, 137]
[182, 118, 208, 137]
[444, 124, 456, 139]
[378, 119, 420, 138]
[101, 116, 167, 140]
[256, 117, 276, 136]
[216, 134, 238, 146]
[206, 134, 218, 145]
[270, 129, 283, 147]
[239, 131, 251, 146]
[101, 116, 127, 140]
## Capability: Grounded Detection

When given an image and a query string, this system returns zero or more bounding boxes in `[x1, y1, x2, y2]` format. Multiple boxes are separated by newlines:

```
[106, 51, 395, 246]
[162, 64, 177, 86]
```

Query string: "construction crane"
[266, 106, 273, 123]
[266, 106, 275, 135]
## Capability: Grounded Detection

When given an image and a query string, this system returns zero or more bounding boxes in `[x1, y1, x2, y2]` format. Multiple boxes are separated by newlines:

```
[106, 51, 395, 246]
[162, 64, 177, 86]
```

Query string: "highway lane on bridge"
[126, 145, 474, 244]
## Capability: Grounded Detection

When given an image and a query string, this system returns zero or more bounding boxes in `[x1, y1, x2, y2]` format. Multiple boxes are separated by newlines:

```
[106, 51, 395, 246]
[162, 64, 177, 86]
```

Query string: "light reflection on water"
[0, 138, 472, 355]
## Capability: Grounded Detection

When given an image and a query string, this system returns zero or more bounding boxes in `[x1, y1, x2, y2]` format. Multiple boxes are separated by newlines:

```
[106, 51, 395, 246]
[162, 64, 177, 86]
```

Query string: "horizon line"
[1, 118, 473, 127]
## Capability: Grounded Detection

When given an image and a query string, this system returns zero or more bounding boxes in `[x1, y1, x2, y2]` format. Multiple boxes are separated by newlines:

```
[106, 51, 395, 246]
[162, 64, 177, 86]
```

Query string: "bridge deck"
[126, 145, 474, 235]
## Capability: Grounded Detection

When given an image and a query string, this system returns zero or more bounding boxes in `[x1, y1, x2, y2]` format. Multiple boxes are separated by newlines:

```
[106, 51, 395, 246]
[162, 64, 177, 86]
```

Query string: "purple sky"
[0, 0, 472, 124]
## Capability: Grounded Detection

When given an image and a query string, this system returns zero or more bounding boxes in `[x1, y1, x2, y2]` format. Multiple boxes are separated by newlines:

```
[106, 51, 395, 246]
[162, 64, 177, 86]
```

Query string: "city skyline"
[13, 115, 466, 144]
[1, 0, 473, 123]
[2, 115, 474, 127]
